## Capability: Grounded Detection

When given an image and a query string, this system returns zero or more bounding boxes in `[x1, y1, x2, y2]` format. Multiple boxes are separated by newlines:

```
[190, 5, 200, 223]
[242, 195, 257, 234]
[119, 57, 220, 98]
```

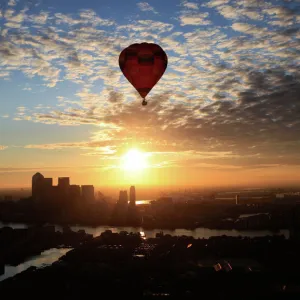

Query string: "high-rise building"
[236, 194, 240, 205]
[44, 178, 53, 186]
[58, 177, 70, 191]
[42, 178, 53, 201]
[69, 185, 81, 200]
[44, 178, 53, 188]
[97, 191, 105, 201]
[32, 172, 44, 200]
[129, 186, 136, 206]
[82, 185, 95, 202]
[118, 190, 128, 205]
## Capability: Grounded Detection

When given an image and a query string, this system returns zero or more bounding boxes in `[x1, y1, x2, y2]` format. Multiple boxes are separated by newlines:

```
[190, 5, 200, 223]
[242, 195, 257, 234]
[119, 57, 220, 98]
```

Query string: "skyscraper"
[58, 177, 70, 192]
[43, 178, 53, 189]
[130, 186, 136, 206]
[69, 185, 81, 200]
[118, 190, 128, 205]
[32, 172, 44, 200]
[82, 185, 95, 202]
[43, 178, 53, 201]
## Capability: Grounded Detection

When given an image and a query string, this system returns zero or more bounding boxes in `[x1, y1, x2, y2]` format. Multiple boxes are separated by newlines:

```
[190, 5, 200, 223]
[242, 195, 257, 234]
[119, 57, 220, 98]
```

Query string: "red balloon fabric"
[119, 43, 168, 99]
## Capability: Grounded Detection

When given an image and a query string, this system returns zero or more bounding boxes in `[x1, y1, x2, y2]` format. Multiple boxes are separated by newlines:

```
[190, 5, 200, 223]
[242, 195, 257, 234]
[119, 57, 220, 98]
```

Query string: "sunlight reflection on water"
[0, 248, 71, 282]
[0, 222, 290, 240]
[54, 225, 290, 240]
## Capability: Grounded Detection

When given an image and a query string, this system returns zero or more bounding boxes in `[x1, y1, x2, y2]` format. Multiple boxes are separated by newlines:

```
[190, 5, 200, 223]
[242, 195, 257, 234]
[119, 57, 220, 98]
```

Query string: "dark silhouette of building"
[32, 172, 45, 200]
[43, 178, 53, 198]
[236, 194, 240, 205]
[97, 191, 104, 201]
[157, 197, 173, 205]
[69, 185, 81, 201]
[0, 263, 4, 276]
[50, 186, 60, 201]
[82, 185, 95, 202]
[130, 186, 136, 207]
[127, 186, 140, 225]
[151, 197, 173, 215]
[43, 178, 53, 188]
[58, 177, 70, 193]
[118, 190, 128, 205]
[110, 190, 129, 225]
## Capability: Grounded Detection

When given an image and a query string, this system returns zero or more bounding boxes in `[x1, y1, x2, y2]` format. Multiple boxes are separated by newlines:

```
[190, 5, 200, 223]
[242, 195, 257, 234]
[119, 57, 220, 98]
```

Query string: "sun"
[121, 149, 148, 171]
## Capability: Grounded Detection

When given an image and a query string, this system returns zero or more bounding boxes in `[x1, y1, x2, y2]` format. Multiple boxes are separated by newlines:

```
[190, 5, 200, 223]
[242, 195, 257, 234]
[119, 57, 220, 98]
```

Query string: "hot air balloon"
[119, 43, 168, 106]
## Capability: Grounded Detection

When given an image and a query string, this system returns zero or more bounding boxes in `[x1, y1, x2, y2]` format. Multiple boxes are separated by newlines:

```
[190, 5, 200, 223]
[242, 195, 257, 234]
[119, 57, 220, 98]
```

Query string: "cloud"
[206, 0, 230, 8]
[0, 165, 107, 173]
[231, 22, 261, 34]
[24, 141, 117, 153]
[8, 0, 16, 6]
[213, 4, 264, 21]
[1, 1, 300, 173]
[55, 10, 115, 26]
[0, 146, 8, 150]
[179, 12, 211, 26]
[29, 12, 49, 24]
[182, 1, 199, 10]
[118, 20, 174, 33]
[5, 22, 22, 28]
[137, 2, 158, 14]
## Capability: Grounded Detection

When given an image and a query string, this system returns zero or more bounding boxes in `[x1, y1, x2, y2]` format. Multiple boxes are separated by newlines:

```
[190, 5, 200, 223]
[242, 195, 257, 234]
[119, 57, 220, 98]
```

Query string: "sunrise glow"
[121, 149, 149, 171]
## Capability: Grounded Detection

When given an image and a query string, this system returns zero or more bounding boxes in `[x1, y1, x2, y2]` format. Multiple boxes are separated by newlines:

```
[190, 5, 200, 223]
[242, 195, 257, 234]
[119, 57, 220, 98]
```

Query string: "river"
[0, 222, 290, 239]
[0, 248, 71, 282]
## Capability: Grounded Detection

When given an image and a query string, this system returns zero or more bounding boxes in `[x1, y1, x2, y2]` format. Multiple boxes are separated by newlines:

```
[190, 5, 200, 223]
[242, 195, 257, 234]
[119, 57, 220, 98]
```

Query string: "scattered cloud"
[0, 165, 107, 173]
[179, 12, 211, 26]
[1, 1, 300, 172]
[205, 0, 230, 8]
[8, 0, 16, 6]
[182, 1, 199, 10]
[137, 2, 158, 14]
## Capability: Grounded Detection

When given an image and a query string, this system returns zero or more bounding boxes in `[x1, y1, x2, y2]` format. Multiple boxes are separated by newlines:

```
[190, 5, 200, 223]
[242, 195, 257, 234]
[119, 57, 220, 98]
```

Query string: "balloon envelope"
[119, 43, 168, 99]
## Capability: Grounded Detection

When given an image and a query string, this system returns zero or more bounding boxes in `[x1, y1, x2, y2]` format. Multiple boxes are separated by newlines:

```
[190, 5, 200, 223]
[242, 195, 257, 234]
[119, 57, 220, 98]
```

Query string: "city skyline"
[30, 172, 141, 204]
[1, 0, 300, 188]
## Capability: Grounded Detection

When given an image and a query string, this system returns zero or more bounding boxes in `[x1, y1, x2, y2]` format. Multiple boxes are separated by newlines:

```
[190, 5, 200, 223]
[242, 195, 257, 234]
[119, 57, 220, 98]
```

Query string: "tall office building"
[82, 185, 95, 202]
[32, 172, 44, 200]
[118, 190, 128, 205]
[43, 178, 53, 201]
[69, 185, 81, 200]
[129, 186, 136, 206]
[58, 177, 70, 191]
[44, 178, 53, 188]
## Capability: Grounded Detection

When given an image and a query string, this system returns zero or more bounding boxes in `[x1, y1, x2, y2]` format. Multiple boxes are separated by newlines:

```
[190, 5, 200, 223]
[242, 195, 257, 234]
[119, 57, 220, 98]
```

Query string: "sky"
[0, 0, 300, 189]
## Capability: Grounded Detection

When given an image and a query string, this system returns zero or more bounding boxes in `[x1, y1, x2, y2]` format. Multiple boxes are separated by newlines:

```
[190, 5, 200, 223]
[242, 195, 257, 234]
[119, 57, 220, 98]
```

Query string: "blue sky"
[0, 0, 300, 188]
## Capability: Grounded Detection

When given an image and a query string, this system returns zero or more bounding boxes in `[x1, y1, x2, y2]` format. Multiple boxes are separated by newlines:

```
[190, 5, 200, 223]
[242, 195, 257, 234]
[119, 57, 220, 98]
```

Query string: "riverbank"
[0, 222, 290, 239]
[0, 225, 92, 267]
[0, 248, 71, 282]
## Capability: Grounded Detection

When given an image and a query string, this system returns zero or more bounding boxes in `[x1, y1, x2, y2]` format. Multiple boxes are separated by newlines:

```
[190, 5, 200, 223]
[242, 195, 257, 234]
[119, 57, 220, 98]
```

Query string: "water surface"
[0, 248, 71, 282]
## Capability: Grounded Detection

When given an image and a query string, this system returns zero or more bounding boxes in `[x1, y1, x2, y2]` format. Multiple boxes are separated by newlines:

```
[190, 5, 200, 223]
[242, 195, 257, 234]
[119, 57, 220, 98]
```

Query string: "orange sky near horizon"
[2, 154, 300, 189]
